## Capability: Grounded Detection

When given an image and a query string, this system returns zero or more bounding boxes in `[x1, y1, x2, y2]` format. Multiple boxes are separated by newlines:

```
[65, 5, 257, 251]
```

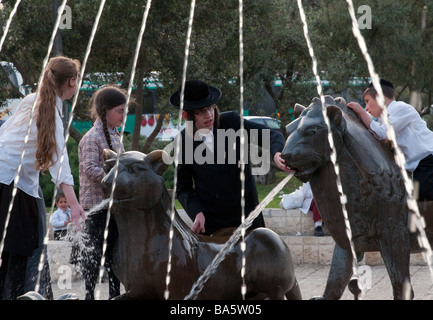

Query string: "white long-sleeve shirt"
[0, 93, 74, 198]
[51, 207, 71, 231]
[369, 100, 433, 172]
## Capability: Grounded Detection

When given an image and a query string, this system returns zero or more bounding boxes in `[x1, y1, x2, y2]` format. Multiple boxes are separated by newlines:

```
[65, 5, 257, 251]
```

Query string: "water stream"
[296, 0, 361, 299]
[95, 0, 153, 300]
[345, 0, 433, 297]
[0, 0, 22, 53]
[35, 0, 108, 295]
[164, 0, 196, 300]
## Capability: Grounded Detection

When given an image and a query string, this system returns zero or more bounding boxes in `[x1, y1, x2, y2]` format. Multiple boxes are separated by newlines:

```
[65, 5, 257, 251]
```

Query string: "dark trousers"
[81, 209, 120, 300]
[413, 154, 433, 201]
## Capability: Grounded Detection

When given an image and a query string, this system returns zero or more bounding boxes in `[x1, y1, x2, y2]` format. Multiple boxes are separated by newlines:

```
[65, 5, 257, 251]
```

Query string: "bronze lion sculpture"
[282, 95, 433, 300]
[101, 149, 302, 300]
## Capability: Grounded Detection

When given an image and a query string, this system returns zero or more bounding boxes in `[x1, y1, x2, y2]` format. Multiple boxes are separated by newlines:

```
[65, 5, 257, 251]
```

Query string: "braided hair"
[89, 85, 127, 151]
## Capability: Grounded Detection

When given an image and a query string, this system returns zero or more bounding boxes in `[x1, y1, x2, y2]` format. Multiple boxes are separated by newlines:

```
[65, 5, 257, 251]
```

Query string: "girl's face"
[56, 197, 68, 211]
[364, 94, 383, 118]
[61, 77, 78, 101]
[106, 104, 126, 129]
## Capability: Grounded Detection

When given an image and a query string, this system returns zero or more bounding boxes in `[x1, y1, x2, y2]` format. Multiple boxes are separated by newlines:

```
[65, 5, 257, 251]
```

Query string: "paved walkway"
[50, 263, 433, 300]
[295, 263, 433, 300]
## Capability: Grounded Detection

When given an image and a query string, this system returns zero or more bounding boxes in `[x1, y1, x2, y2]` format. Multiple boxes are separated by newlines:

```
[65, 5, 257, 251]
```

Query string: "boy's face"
[193, 105, 215, 131]
[364, 94, 383, 119]
[56, 197, 69, 211]
[181, 105, 215, 131]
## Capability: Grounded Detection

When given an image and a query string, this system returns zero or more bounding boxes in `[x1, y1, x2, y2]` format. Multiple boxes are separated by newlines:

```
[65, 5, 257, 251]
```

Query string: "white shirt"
[197, 129, 214, 153]
[51, 207, 71, 231]
[369, 100, 433, 172]
[0, 93, 74, 198]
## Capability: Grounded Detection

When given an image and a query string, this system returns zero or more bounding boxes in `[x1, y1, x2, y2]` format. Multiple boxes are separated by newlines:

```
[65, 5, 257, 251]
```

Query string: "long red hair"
[35, 56, 80, 172]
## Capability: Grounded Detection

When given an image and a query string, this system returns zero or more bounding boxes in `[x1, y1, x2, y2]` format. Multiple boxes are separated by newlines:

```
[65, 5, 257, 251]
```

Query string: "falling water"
[59, 199, 112, 287]
[35, 0, 107, 295]
[346, 0, 433, 297]
[66, 199, 111, 249]
[296, 0, 361, 299]
[165, 0, 196, 300]
[238, 0, 247, 300]
[95, 0, 153, 300]
[0, 0, 22, 53]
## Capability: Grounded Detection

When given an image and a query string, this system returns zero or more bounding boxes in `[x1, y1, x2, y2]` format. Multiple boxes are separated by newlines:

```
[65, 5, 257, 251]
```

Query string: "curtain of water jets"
[164, 0, 196, 301]
[35, 0, 108, 294]
[296, 0, 361, 299]
[94, 0, 153, 300]
[345, 0, 433, 297]
[238, 0, 247, 300]
[184, 0, 301, 301]
[0, 0, 69, 270]
[7, 0, 426, 301]
[164, 0, 250, 300]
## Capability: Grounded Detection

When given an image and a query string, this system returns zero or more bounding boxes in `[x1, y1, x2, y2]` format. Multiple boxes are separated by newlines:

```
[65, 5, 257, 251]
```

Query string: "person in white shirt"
[347, 79, 433, 201]
[0, 56, 86, 299]
[51, 193, 71, 240]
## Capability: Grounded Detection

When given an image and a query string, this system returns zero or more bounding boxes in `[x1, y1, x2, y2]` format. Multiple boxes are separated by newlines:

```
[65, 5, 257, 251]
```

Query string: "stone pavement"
[49, 263, 433, 300]
[295, 263, 433, 300]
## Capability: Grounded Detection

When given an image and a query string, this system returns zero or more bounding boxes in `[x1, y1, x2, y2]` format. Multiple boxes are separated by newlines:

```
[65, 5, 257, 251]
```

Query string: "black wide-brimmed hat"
[369, 79, 394, 90]
[169, 80, 222, 110]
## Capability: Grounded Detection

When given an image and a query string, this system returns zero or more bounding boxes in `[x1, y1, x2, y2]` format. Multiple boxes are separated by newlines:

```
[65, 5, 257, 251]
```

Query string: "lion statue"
[101, 149, 302, 300]
[282, 95, 433, 300]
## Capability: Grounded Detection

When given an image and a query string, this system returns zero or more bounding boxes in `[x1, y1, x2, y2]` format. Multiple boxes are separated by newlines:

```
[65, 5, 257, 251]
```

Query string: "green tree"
[2, 0, 433, 139]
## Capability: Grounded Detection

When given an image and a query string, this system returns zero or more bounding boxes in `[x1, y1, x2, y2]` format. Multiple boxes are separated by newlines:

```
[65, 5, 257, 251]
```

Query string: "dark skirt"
[413, 154, 433, 201]
[0, 183, 39, 256]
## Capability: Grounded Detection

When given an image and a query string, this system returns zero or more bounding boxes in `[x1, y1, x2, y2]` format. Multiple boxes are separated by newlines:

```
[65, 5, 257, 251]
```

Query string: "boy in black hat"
[169, 80, 293, 235]
[347, 79, 433, 201]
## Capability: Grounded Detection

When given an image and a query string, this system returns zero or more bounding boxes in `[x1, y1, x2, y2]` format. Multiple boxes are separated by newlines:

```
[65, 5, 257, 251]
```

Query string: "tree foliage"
[1, 0, 432, 140]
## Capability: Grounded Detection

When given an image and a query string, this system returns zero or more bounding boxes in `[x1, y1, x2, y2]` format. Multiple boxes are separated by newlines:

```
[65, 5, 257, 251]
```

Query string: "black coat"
[176, 111, 285, 235]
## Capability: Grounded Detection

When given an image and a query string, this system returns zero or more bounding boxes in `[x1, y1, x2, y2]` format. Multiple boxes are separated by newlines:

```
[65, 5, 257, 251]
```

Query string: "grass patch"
[256, 171, 302, 208]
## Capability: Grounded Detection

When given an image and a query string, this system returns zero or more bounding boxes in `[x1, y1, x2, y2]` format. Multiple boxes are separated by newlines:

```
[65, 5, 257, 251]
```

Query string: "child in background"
[51, 192, 71, 240]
